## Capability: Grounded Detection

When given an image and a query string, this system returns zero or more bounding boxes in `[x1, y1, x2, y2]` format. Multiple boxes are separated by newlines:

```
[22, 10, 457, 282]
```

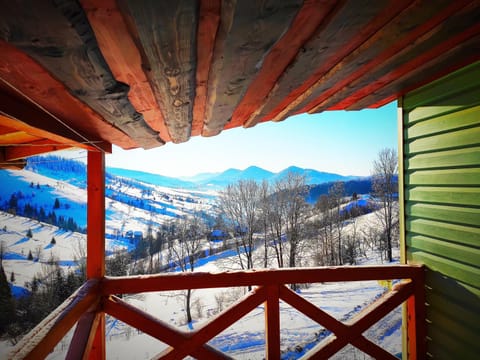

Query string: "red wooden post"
[87, 150, 105, 359]
[265, 285, 280, 359]
[407, 269, 426, 360]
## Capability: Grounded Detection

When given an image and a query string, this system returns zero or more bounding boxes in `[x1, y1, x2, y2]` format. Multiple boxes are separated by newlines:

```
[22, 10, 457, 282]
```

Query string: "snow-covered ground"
[36, 242, 401, 360]
[0, 168, 403, 359]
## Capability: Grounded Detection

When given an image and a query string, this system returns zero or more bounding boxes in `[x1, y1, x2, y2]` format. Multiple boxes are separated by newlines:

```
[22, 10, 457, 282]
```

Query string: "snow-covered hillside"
[0, 168, 215, 238]
[36, 237, 401, 360]
[0, 164, 402, 359]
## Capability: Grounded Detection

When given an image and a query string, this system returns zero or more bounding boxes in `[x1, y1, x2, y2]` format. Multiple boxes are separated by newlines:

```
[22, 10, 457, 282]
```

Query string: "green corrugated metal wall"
[400, 61, 480, 359]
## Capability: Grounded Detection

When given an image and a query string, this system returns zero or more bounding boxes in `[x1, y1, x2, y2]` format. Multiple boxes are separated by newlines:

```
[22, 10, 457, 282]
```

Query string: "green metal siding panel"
[406, 218, 480, 247]
[406, 168, 480, 186]
[407, 105, 480, 139]
[407, 234, 480, 267]
[406, 186, 480, 206]
[406, 147, 480, 170]
[402, 61, 480, 359]
[407, 251, 479, 289]
[406, 203, 480, 227]
[403, 62, 480, 110]
[406, 126, 480, 154]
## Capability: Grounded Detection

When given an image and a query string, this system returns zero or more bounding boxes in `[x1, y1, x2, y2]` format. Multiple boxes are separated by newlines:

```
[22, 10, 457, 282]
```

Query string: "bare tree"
[328, 181, 346, 265]
[372, 148, 398, 262]
[218, 180, 261, 270]
[168, 211, 205, 323]
[259, 180, 271, 268]
[276, 172, 308, 270]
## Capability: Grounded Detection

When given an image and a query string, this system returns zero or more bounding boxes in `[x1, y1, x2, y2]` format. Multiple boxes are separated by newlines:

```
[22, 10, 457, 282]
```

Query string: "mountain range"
[107, 165, 357, 189]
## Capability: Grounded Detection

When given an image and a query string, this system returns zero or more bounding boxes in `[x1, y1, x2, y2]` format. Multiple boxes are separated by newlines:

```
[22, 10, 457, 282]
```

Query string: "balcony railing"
[9, 265, 425, 360]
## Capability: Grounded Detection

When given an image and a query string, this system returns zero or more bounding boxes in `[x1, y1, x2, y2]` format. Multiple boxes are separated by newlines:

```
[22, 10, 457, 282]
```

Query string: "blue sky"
[105, 101, 398, 177]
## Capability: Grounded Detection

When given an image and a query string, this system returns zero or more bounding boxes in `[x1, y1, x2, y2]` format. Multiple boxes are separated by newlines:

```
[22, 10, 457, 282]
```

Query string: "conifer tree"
[0, 266, 15, 336]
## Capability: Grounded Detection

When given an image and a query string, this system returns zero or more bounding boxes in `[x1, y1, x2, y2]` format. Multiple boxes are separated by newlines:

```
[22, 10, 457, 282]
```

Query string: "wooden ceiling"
[0, 0, 479, 169]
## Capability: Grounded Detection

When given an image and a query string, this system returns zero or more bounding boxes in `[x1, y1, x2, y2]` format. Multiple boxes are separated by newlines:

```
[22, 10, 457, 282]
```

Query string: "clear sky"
[105, 101, 398, 177]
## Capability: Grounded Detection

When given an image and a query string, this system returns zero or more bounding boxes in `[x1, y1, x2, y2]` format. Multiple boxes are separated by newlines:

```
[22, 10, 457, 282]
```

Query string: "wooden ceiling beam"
[346, 35, 480, 111]
[0, 40, 127, 151]
[0, 1, 162, 149]
[0, 109, 109, 153]
[3, 140, 72, 161]
[246, 0, 407, 125]
[80, 0, 171, 143]
[0, 149, 26, 170]
[202, 0, 304, 137]
[309, 1, 479, 112]
[118, 0, 198, 144]
[0, 131, 40, 145]
[191, 0, 221, 137]
[227, 0, 337, 129]
[288, 0, 472, 117]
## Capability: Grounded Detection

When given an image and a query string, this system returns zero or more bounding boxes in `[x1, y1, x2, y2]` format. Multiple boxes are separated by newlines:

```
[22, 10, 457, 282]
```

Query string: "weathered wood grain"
[246, 0, 402, 125]
[192, 0, 221, 136]
[316, 1, 480, 111]
[346, 26, 480, 110]
[119, 0, 198, 143]
[203, 0, 303, 136]
[228, 0, 337, 129]
[0, 40, 123, 150]
[288, 0, 468, 117]
[0, 0, 162, 149]
[81, 0, 171, 143]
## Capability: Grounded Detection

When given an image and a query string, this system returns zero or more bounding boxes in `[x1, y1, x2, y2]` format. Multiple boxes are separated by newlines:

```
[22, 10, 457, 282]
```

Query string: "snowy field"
[0, 168, 403, 359]
[39, 244, 402, 360]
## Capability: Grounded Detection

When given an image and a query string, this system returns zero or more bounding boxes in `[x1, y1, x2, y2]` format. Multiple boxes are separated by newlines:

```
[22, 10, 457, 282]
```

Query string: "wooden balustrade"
[9, 265, 425, 359]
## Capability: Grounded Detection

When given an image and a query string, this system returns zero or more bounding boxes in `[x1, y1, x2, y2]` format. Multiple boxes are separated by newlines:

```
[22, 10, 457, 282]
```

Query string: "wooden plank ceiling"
[0, 0, 479, 169]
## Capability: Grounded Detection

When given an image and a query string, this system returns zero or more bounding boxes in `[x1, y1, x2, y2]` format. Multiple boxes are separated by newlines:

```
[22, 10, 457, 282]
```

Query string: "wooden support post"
[265, 285, 280, 359]
[407, 269, 426, 360]
[87, 150, 105, 279]
[87, 150, 105, 359]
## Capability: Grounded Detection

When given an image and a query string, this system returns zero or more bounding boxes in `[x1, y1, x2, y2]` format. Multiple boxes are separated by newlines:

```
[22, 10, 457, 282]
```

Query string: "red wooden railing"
[9, 265, 425, 360]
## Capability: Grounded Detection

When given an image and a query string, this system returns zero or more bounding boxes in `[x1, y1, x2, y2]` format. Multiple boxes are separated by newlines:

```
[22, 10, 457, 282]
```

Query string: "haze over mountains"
[107, 165, 358, 189]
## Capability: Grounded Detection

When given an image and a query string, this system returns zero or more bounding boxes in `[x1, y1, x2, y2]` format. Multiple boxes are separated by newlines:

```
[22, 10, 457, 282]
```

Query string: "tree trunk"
[186, 288, 192, 324]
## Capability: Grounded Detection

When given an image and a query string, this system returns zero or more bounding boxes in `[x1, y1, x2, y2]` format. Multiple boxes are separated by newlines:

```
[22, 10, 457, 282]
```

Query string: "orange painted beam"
[104, 296, 227, 359]
[87, 151, 106, 279]
[345, 24, 480, 110]
[407, 269, 426, 360]
[5, 139, 72, 161]
[311, 0, 477, 112]
[279, 285, 396, 359]
[311, 281, 413, 358]
[223, 0, 337, 129]
[102, 265, 424, 295]
[8, 280, 100, 360]
[86, 150, 105, 360]
[66, 311, 101, 360]
[0, 99, 110, 153]
[192, 0, 221, 136]
[260, 0, 412, 123]
[0, 40, 135, 150]
[265, 285, 280, 359]
[80, 0, 170, 143]
[160, 286, 267, 359]
[89, 313, 105, 360]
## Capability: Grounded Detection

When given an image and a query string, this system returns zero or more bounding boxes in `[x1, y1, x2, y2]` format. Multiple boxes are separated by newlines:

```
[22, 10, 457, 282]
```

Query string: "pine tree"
[28, 250, 33, 261]
[10, 271, 15, 283]
[54, 198, 60, 209]
[26, 228, 33, 238]
[51, 237, 56, 245]
[0, 266, 15, 336]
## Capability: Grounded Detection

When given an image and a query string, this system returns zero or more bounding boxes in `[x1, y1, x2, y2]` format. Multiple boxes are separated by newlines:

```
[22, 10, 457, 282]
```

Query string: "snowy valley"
[0, 157, 401, 359]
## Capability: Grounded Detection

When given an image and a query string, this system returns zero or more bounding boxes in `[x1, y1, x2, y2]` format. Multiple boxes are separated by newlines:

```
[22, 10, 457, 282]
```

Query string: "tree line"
[2, 192, 84, 233]
[0, 148, 398, 336]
